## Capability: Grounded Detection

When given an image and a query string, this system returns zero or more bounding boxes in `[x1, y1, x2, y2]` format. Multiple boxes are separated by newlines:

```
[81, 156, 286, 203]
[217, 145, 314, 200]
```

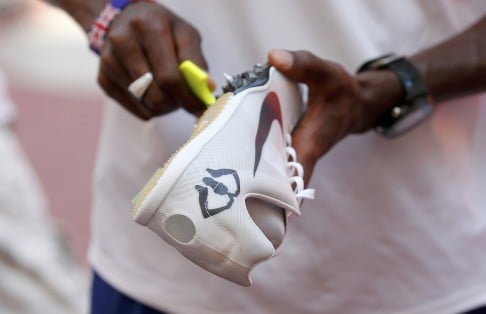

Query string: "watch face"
[387, 104, 433, 137]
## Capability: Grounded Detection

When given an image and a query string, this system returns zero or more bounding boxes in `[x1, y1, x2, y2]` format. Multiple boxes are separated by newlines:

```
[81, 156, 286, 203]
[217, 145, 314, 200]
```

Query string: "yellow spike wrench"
[179, 60, 216, 106]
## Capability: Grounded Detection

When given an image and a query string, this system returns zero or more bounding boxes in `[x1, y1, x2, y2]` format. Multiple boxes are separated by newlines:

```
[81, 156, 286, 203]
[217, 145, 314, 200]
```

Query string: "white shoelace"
[285, 134, 315, 202]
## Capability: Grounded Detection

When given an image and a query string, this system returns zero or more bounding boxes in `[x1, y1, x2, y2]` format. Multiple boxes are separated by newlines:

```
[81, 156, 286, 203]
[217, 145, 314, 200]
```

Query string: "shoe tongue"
[246, 197, 286, 250]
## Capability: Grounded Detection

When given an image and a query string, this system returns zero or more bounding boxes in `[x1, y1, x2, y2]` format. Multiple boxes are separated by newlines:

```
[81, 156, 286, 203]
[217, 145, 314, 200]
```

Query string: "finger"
[143, 83, 179, 115]
[107, 13, 152, 81]
[173, 19, 208, 70]
[138, 16, 185, 107]
[291, 112, 320, 185]
[291, 112, 334, 185]
[207, 77, 217, 92]
[140, 12, 207, 114]
[268, 49, 347, 91]
[98, 71, 151, 120]
[133, 12, 183, 99]
[99, 42, 132, 89]
[107, 7, 174, 113]
[101, 43, 170, 116]
[173, 20, 212, 112]
[291, 101, 348, 184]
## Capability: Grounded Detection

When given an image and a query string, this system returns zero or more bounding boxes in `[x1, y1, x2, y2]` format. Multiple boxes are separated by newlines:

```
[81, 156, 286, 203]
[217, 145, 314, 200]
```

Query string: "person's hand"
[268, 49, 403, 184]
[98, 2, 209, 120]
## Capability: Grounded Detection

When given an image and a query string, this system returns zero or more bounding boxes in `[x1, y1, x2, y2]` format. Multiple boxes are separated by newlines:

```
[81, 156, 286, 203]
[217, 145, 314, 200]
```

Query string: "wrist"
[87, 0, 155, 54]
[357, 54, 434, 137]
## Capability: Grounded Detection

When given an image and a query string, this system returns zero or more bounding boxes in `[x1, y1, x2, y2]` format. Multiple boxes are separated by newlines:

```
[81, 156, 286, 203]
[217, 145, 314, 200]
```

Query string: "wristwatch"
[357, 54, 433, 138]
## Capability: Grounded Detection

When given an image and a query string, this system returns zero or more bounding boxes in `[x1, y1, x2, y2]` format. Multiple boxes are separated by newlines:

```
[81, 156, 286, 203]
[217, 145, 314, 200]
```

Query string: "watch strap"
[357, 53, 432, 137]
[358, 54, 427, 102]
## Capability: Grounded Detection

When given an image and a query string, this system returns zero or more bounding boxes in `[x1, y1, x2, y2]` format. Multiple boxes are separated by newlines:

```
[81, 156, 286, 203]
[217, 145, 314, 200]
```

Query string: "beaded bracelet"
[87, 0, 155, 54]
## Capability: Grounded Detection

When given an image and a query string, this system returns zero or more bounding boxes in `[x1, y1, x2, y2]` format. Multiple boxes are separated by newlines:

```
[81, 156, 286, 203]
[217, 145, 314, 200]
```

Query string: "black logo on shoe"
[253, 92, 282, 176]
[195, 168, 240, 218]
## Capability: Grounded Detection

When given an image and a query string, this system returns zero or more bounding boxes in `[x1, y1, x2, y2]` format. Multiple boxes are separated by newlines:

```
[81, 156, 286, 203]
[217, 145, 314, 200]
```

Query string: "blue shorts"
[90, 270, 486, 314]
[90, 271, 167, 314]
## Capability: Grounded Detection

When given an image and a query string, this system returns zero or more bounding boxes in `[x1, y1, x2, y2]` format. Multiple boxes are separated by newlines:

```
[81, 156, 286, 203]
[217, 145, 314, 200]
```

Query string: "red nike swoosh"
[253, 92, 282, 176]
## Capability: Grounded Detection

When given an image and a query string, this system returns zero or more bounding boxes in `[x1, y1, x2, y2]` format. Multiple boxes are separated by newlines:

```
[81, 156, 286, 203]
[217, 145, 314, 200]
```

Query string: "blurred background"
[0, 0, 104, 266]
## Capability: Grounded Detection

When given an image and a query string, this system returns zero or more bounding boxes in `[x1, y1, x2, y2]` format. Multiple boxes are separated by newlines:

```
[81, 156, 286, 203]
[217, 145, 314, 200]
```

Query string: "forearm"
[411, 15, 486, 103]
[44, 0, 104, 31]
[352, 15, 486, 134]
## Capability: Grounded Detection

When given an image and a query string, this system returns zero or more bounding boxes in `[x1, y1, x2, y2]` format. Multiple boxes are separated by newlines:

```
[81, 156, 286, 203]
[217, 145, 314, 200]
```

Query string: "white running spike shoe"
[132, 64, 314, 286]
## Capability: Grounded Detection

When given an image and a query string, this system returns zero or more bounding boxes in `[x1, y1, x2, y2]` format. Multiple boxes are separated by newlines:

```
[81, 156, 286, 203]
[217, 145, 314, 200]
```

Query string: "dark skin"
[98, 3, 209, 118]
[47, 0, 486, 184]
[269, 15, 486, 183]
[268, 50, 403, 184]
[50, 0, 208, 119]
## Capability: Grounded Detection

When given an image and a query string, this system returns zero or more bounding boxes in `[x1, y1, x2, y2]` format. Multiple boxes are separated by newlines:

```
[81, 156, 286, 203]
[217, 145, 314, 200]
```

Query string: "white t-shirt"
[89, 1, 486, 313]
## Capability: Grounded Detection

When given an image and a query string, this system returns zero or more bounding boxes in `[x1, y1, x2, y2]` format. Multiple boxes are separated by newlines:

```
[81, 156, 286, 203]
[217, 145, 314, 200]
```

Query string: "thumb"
[268, 49, 321, 85]
[268, 49, 346, 91]
[268, 49, 295, 71]
[268, 49, 303, 80]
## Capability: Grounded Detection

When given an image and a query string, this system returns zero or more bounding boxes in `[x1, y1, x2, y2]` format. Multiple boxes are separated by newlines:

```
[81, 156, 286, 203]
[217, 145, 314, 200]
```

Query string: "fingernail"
[270, 49, 293, 70]
[207, 77, 217, 92]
